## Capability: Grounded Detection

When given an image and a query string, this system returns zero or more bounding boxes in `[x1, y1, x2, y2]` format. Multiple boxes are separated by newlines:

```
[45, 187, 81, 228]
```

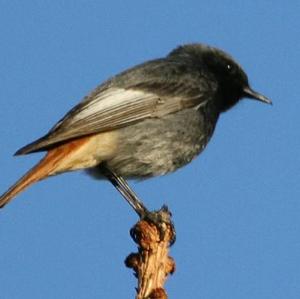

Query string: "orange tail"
[0, 134, 104, 208]
[0, 148, 68, 208]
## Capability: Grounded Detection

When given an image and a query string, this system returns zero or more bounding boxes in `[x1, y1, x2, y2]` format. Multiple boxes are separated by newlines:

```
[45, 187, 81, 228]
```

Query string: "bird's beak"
[243, 86, 272, 105]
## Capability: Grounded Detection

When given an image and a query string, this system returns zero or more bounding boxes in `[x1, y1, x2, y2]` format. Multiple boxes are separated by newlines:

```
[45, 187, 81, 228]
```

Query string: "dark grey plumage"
[0, 43, 271, 209]
[16, 44, 270, 178]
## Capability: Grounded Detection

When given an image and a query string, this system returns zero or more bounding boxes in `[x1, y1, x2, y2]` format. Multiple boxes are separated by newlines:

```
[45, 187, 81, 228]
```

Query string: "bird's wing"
[15, 60, 216, 155]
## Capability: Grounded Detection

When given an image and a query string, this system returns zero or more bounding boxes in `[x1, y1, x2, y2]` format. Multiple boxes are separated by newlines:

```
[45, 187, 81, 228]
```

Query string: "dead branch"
[125, 207, 176, 299]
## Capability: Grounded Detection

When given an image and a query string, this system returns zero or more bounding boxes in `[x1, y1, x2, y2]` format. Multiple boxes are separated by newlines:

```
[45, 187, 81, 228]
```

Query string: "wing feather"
[16, 59, 216, 155]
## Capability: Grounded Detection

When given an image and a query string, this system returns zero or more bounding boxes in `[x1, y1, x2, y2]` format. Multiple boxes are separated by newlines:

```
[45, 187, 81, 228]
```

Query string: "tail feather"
[0, 149, 67, 208]
[0, 134, 102, 208]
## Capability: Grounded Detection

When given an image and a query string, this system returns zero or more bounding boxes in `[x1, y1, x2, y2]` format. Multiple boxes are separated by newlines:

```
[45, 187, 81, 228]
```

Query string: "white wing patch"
[73, 88, 155, 121]
[61, 87, 202, 133]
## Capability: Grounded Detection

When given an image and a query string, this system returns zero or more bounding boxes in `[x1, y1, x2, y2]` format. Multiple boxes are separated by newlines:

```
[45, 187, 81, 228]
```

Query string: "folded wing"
[16, 60, 216, 155]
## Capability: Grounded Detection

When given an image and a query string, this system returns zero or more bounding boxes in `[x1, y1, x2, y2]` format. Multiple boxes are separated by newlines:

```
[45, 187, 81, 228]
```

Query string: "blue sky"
[0, 1, 299, 298]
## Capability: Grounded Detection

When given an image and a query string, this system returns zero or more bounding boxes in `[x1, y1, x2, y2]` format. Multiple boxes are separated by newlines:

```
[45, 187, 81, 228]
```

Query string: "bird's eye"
[226, 64, 233, 71]
[225, 63, 236, 75]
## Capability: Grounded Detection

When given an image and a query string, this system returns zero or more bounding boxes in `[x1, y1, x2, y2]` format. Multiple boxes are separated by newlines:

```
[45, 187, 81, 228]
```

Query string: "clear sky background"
[0, 1, 299, 298]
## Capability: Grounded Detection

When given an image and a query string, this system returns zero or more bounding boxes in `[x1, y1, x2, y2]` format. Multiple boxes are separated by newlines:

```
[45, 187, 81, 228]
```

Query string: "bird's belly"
[105, 108, 217, 178]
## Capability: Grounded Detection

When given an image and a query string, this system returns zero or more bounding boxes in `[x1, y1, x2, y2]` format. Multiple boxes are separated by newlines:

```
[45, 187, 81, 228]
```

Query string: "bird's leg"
[100, 163, 148, 217]
[100, 163, 176, 244]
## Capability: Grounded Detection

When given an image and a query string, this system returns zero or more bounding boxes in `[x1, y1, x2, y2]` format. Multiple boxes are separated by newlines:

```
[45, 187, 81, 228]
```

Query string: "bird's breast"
[105, 107, 218, 178]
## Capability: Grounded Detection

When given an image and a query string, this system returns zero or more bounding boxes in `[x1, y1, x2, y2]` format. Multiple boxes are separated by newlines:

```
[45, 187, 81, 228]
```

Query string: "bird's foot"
[131, 205, 176, 245]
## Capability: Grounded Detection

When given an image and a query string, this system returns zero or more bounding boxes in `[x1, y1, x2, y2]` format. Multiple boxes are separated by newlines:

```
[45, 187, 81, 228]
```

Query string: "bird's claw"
[138, 205, 176, 245]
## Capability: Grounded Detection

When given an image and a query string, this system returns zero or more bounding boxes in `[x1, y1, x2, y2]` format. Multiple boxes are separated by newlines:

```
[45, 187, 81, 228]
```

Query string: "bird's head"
[168, 44, 272, 112]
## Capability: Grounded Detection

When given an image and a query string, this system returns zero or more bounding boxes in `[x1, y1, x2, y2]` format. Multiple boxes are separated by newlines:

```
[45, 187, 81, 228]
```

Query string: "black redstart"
[0, 43, 271, 209]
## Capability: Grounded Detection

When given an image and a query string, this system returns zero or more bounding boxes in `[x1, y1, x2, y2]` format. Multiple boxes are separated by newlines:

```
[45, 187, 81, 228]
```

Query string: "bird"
[0, 43, 271, 211]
